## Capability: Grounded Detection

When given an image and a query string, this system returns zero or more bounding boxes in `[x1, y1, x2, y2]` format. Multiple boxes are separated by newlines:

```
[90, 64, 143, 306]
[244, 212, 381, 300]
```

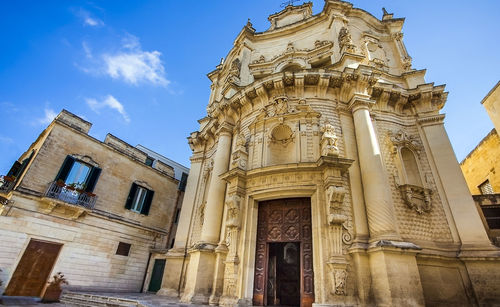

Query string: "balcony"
[0, 175, 16, 194]
[44, 181, 98, 210]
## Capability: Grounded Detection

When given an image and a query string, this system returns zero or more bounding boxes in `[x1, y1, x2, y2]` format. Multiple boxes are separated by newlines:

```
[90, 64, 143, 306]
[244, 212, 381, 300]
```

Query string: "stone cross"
[281, 0, 300, 8]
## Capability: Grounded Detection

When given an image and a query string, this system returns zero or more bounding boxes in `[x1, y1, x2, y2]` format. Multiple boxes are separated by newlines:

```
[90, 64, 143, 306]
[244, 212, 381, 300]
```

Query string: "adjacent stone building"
[159, 2, 500, 306]
[0, 110, 186, 297]
[461, 81, 500, 247]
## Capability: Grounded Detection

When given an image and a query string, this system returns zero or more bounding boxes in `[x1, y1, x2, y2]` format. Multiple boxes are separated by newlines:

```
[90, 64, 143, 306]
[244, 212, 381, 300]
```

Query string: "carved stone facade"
[160, 2, 500, 307]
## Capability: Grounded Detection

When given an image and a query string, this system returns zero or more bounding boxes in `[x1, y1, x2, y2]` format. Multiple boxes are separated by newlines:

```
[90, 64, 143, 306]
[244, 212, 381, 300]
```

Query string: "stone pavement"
[1, 292, 205, 307]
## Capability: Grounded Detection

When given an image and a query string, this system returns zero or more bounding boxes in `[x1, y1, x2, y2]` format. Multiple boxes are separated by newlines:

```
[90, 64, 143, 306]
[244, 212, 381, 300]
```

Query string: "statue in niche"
[235, 132, 247, 152]
[338, 27, 355, 53]
[227, 58, 241, 84]
[321, 123, 339, 156]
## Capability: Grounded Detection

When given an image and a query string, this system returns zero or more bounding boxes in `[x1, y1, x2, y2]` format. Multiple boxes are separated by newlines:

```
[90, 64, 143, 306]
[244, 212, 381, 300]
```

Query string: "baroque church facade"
[159, 1, 500, 306]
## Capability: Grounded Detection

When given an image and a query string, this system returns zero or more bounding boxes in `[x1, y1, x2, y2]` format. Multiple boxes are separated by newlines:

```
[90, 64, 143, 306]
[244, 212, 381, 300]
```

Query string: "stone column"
[200, 123, 233, 244]
[349, 94, 400, 241]
[180, 123, 233, 304]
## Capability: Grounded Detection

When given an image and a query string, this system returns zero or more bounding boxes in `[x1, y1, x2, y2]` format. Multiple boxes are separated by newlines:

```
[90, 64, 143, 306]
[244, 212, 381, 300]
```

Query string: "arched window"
[401, 147, 422, 186]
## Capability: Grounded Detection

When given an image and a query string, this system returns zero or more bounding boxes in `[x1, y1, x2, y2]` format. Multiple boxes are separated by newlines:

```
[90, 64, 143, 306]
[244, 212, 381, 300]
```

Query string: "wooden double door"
[253, 198, 314, 307]
[5, 239, 62, 297]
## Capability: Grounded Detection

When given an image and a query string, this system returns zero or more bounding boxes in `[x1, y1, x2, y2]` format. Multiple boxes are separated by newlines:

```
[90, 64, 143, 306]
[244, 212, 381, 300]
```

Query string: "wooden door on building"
[253, 198, 314, 307]
[5, 239, 62, 297]
[148, 259, 166, 292]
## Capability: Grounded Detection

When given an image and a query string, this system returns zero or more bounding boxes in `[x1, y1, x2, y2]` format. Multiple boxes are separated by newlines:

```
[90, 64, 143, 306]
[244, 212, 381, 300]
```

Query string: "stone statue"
[321, 123, 339, 156]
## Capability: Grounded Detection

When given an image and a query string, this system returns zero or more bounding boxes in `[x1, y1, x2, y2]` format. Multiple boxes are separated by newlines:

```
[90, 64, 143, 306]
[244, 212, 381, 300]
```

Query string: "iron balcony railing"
[45, 181, 97, 210]
[0, 175, 16, 194]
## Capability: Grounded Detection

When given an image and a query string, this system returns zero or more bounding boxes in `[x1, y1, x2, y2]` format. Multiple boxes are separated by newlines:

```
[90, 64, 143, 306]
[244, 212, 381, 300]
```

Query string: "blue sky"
[1, 1, 499, 174]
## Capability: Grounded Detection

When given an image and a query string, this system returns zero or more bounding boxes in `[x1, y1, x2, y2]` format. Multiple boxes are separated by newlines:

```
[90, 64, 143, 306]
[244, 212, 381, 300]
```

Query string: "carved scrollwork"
[389, 129, 422, 156]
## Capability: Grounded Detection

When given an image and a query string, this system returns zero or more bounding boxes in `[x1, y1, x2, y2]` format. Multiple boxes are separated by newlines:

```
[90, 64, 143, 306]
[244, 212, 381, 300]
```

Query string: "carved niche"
[363, 35, 388, 71]
[389, 130, 433, 214]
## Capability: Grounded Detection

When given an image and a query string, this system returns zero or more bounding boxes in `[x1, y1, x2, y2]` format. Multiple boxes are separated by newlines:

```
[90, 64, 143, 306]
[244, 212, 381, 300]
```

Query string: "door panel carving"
[253, 198, 314, 307]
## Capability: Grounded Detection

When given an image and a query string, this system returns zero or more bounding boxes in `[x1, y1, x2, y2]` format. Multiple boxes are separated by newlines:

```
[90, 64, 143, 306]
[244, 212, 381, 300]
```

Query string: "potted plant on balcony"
[42, 272, 68, 303]
[56, 179, 66, 187]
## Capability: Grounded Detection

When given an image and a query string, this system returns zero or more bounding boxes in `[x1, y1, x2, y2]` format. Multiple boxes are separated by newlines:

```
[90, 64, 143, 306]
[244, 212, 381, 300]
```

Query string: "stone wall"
[461, 129, 500, 195]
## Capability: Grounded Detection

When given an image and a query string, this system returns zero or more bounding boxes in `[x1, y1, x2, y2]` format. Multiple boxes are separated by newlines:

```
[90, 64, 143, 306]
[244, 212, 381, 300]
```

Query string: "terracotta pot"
[42, 286, 62, 302]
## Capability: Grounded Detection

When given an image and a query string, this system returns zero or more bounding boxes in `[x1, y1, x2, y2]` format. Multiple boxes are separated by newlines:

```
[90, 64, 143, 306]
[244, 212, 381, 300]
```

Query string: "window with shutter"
[55, 156, 101, 191]
[125, 183, 154, 215]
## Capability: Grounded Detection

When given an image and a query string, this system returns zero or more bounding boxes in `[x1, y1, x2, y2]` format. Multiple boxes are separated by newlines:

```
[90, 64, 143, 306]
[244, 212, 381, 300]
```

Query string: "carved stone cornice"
[417, 114, 445, 127]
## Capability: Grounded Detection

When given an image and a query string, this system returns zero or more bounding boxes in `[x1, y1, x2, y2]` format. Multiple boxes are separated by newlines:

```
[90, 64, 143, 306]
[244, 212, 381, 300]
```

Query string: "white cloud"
[85, 95, 130, 123]
[103, 50, 169, 86]
[0, 136, 14, 144]
[78, 9, 104, 27]
[39, 108, 57, 125]
[82, 41, 92, 59]
[78, 34, 169, 87]
[101, 35, 169, 86]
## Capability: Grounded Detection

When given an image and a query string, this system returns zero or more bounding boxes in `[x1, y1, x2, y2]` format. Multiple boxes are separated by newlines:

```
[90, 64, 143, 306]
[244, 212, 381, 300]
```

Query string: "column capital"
[348, 94, 375, 113]
[217, 122, 234, 137]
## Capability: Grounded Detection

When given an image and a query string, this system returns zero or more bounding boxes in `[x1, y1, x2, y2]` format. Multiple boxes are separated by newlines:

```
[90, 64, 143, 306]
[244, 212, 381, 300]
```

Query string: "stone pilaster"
[180, 123, 233, 304]
[348, 94, 400, 241]
[418, 115, 498, 254]
[157, 154, 203, 297]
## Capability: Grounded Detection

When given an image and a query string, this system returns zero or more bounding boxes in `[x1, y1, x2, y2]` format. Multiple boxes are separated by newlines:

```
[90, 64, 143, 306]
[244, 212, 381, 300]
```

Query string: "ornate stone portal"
[159, 1, 500, 307]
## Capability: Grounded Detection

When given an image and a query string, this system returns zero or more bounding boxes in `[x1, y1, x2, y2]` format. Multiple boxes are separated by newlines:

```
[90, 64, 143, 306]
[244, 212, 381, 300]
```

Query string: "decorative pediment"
[389, 130, 422, 155]
[267, 2, 313, 31]
[249, 40, 333, 78]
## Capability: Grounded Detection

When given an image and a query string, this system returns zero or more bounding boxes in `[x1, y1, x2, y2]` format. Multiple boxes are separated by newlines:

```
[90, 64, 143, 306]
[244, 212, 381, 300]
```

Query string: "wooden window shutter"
[125, 183, 138, 210]
[141, 189, 154, 215]
[85, 167, 101, 192]
[7, 161, 22, 177]
[55, 156, 75, 182]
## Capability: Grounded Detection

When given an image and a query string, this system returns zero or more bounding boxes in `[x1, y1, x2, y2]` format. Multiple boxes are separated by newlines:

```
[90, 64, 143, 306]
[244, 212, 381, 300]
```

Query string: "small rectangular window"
[479, 180, 494, 195]
[145, 157, 154, 167]
[116, 242, 131, 256]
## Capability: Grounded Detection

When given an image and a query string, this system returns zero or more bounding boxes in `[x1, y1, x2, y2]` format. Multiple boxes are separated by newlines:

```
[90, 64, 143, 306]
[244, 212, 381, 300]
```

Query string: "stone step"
[0, 296, 41, 305]
[61, 292, 139, 307]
